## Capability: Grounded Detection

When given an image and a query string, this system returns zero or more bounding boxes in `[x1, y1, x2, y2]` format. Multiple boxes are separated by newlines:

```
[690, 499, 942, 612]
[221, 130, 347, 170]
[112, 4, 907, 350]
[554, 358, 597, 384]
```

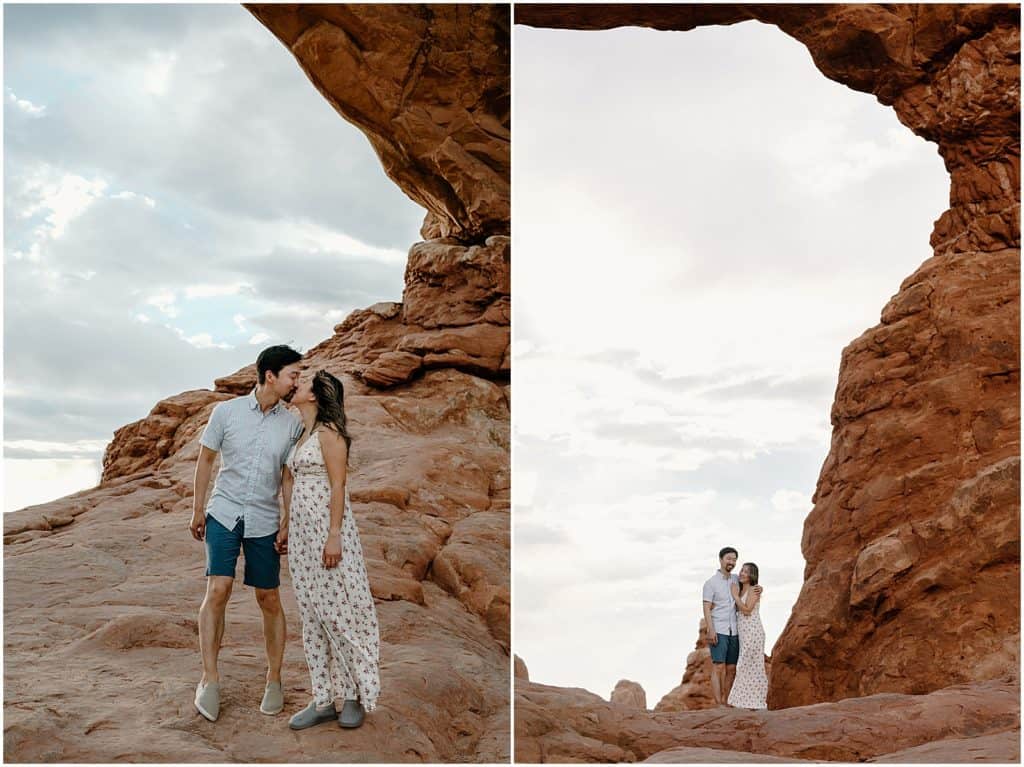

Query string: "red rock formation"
[609, 680, 646, 711]
[515, 674, 1020, 763]
[517, 2, 1020, 709]
[515, 654, 530, 680]
[5, 5, 509, 762]
[245, 4, 510, 242]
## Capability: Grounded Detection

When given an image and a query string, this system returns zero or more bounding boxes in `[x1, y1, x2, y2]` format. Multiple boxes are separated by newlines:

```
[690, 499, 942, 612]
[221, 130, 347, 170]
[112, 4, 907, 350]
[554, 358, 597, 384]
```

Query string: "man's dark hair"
[256, 345, 303, 384]
[719, 546, 738, 560]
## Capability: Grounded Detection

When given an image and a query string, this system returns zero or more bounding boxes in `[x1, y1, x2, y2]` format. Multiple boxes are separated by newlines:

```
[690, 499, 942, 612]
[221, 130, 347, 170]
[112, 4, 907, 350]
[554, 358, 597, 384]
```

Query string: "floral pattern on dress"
[727, 588, 768, 710]
[286, 428, 381, 710]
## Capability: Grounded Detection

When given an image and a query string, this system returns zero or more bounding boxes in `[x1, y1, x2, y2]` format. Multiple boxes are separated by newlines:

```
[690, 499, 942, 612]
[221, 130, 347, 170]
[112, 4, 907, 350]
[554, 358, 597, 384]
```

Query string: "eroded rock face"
[515, 674, 1020, 763]
[517, 2, 1020, 708]
[245, 4, 510, 242]
[609, 680, 646, 711]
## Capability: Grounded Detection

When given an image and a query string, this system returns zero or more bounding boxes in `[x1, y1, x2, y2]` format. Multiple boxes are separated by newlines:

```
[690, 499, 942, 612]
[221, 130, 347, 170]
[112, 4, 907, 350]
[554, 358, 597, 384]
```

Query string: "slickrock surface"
[6, 5, 509, 763]
[245, 4, 510, 242]
[515, 675, 1019, 763]
[517, 1, 1020, 710]
[610, 680, 647, 711]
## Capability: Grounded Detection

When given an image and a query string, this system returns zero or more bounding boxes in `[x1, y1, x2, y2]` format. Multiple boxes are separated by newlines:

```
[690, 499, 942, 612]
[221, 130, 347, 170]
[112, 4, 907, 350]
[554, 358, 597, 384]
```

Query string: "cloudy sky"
[4, 4, 424, 512]
[513, 21, 948, 704]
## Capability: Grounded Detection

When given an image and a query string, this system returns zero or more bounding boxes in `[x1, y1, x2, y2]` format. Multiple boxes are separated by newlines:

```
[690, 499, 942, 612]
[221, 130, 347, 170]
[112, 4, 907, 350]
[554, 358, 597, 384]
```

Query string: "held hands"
[274, 526, 289, 555]
[754, 585, 764, 596]
[322, 532, 342, 569]
[189, 512, 206, 542]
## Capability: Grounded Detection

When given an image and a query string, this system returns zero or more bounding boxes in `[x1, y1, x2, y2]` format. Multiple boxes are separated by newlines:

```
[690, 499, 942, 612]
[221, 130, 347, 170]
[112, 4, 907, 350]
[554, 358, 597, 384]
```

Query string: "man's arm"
[190, 446, 217, 541]
[702, 600, 718, 646]
[275, 465, 293, 554]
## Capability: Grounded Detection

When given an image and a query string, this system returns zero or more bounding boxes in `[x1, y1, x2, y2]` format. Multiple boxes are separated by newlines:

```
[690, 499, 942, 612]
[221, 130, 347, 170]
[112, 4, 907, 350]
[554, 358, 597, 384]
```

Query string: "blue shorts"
[709, 633, 739, 665]
[205, 514, 280, 589]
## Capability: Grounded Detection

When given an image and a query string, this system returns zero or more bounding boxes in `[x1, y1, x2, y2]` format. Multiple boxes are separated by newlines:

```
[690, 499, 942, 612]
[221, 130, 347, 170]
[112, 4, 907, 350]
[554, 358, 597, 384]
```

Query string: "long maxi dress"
[285, 426, 381, 710]
[726, 588, 768, 710]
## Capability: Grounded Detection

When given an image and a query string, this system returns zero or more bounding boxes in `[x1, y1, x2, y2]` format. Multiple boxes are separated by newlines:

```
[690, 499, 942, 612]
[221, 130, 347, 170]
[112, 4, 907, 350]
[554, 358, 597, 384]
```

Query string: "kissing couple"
[188, 344, 380, 730]
[701, 546, 768, 709]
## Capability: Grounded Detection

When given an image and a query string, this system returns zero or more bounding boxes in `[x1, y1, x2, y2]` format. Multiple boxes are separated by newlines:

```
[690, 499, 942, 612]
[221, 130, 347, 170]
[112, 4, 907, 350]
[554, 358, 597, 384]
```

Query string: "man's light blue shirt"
[702, 569, 740, 636]
[199, 388, 303, 538]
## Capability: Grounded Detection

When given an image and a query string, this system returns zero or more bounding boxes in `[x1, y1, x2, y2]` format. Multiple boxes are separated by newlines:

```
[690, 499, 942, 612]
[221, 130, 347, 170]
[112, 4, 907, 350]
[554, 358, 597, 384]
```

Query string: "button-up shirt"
[199, 388, 303, 538]
[702, 569, 740, 636]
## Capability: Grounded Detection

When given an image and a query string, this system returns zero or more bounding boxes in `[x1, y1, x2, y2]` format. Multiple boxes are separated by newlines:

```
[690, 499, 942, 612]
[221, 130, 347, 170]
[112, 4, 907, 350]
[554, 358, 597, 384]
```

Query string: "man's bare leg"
[710, 663, 725, 705]
[724, 663, 737, 702]
[199, 575, 234, 685]
[255, 587, 285, 684]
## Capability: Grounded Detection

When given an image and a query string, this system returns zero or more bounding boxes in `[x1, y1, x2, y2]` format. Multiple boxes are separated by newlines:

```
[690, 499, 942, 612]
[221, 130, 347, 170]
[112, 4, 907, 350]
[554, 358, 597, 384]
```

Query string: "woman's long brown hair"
[312, 369, 353, 458]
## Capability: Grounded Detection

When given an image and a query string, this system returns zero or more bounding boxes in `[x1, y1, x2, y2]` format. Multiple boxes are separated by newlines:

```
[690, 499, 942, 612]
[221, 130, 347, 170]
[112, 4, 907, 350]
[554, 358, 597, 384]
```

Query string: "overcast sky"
[3, 4, 425, 512]
[513, 20, 948, 705]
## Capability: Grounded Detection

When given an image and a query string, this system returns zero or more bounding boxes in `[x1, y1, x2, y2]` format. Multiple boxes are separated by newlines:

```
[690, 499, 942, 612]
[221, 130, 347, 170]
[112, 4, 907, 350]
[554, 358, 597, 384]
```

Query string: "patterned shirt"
[199, 388, 303, 538]
[702, 569, 740, 636]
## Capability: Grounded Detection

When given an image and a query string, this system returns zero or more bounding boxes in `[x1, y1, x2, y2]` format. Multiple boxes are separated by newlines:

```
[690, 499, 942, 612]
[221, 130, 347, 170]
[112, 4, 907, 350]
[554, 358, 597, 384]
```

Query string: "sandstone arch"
[5, 7, 511, 761]
[516, 3, 1020, 709]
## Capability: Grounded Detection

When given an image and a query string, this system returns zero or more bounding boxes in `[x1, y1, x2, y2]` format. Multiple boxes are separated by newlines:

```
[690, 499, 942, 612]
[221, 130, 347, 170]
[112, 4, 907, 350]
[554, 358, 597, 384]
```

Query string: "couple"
[188, 344, 380, 730]
[701, 546, 768, 710]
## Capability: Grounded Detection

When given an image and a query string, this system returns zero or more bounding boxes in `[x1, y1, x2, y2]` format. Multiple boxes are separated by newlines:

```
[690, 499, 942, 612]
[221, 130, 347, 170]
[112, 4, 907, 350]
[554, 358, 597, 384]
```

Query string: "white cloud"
[135, 313, 151, 323]
[233, 313, 246, 331]
[771, 489, 810, 515]
[167, 328, 232, 350]
[183, 283, 249, 299]
[6, 87, 46, 116]
[779, 121, 925, 196]
[112, 190, 156, 208]
[19, 167, 108, 239]
[145, 291, 178, 317]
[248, 332, 271, 345]
[142, 49, 178, 95]
[4, 439, 110, 456]
[254, 218, 410, 265]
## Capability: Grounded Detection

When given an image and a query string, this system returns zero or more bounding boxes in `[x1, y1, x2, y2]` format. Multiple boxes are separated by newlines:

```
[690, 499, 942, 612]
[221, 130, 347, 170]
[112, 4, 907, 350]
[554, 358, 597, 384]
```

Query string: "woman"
[727, 562, 768, 710]
[282, 369, 380, 730]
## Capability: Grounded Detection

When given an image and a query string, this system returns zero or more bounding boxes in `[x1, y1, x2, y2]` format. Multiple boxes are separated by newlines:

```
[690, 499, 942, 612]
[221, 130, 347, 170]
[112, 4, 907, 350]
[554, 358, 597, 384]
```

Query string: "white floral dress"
[727, 588, 768, 709]
[286, 427, 380, 710]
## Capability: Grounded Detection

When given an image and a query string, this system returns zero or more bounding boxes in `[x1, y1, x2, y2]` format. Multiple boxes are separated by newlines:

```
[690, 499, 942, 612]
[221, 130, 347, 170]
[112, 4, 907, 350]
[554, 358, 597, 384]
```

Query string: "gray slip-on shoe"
[260, 681, 284, 715]
[194, 681, 220, 722]
[289, 700, 337, 730]
[338, 699, 365, 729]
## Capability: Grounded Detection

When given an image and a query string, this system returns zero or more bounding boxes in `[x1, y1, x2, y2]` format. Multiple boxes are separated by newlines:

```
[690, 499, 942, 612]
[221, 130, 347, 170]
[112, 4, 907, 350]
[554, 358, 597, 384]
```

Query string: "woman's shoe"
[338, 699, 365, 728]
[288, 700, 337, 730]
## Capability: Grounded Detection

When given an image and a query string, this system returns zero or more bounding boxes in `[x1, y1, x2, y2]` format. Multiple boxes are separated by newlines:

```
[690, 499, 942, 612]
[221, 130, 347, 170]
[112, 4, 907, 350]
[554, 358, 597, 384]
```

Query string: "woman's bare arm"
[731, 583, 755, 615]
[320, 427, 350, 568]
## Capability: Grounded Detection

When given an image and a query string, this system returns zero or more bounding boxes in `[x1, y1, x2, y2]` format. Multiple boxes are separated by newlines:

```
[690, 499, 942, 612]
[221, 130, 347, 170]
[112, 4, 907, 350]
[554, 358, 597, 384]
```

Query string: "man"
[702, 546, 762, 706]
[189, 345, 305, 722]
